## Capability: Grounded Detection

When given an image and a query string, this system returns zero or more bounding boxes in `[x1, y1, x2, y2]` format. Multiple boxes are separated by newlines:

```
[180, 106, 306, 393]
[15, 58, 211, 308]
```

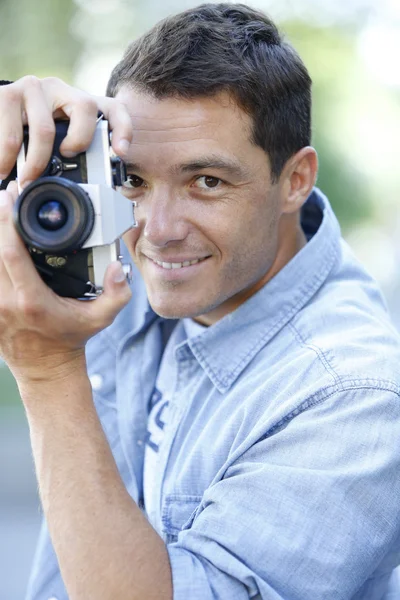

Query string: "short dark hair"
[106, 3, 312, 181]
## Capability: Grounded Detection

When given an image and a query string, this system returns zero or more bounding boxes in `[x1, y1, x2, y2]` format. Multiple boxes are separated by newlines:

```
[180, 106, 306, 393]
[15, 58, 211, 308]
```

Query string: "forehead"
[115, 87, 254, 150]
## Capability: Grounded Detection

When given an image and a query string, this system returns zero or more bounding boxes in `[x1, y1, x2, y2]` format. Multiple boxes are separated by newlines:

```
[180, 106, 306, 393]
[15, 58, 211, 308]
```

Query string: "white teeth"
[153, 258, 205, 269]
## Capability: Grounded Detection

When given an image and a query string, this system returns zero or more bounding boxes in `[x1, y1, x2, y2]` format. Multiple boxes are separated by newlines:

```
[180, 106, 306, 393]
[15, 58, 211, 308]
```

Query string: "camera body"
[13, 119, 136, 298]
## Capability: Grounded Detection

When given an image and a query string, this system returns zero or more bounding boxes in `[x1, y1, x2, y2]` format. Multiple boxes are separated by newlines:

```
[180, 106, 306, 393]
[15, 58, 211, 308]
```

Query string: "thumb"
[89, 261, 132, 328]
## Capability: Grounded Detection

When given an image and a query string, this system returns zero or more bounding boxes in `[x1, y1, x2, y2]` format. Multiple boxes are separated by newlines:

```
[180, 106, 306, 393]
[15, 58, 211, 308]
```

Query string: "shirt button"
[48, 597, 59, 600]
[89, 373, 103, 391]
[137, 439, 144, 446]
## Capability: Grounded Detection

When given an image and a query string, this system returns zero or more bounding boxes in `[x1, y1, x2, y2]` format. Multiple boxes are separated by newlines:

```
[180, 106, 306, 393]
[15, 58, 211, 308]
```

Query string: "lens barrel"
[14, 177, 95, 253]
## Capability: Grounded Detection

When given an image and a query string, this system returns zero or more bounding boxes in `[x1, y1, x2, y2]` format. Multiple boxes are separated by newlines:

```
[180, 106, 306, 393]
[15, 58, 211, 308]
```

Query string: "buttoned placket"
[114, 318, 164, 507]
[150, 343, 198, 536]
[115, 340, 147, 503]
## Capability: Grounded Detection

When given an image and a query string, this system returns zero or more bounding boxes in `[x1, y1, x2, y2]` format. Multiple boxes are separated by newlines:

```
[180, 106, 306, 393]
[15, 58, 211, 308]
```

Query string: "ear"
[280, 147, 318, 214]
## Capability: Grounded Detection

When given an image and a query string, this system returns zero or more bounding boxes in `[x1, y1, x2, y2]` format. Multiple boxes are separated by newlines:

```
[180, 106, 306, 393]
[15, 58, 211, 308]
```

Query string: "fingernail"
[117, 139, 130, 155]
[113, 264, 126, 283]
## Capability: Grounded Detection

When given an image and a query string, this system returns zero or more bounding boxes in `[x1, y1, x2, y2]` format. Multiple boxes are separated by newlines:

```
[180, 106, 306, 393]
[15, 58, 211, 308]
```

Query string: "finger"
[0, 192, 13, 289]
[88, 261, 132, 330]
[58, 93, 99, 157]
[96, 96, 133, 158]
[40, 77, 99, 157]
[0, 189, 42, 294]
[20, 76, 56, 187]
[6, 180, 19, 203]
[0, 255, 12, 301]
[0, 255, 12, 290]
[0, 84, 24, 180]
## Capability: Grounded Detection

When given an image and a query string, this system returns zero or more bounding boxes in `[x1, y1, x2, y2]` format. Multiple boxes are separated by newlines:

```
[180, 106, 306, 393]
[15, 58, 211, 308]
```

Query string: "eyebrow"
[124, 161, 148, 174]
[124, 155, 250, 179]
[176, 156, 249, 179]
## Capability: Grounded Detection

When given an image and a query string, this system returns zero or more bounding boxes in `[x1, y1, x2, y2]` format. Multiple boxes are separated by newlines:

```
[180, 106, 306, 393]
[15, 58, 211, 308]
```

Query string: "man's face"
[116, 88, 288, 325]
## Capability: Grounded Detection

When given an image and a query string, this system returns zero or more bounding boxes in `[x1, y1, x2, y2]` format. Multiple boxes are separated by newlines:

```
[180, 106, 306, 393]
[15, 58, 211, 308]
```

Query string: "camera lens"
[13, 177, 95, 253]
[37, 200, 68, 231]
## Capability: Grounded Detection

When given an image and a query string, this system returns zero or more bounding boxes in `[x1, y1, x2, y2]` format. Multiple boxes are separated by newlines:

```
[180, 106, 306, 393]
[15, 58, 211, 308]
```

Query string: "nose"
[140, 187, 189, 247]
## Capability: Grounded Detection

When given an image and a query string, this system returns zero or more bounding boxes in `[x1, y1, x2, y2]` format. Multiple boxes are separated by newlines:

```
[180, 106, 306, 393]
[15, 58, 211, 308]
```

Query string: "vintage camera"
[13, 119, 136, 298]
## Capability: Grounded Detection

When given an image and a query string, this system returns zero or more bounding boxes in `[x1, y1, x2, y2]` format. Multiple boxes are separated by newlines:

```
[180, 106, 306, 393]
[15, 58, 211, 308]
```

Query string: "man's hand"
[0, 75, 134, 382]
[0, 75, 133, 187]
[0, 182, 132, 383]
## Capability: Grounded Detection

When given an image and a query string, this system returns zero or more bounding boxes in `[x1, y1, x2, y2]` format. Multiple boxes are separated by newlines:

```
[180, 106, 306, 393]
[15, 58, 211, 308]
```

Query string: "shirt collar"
[179, 188, 341, 393]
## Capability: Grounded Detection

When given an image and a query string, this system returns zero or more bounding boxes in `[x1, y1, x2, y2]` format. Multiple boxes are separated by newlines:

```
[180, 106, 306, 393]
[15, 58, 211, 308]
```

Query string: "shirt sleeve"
[167, 386, 400, 600]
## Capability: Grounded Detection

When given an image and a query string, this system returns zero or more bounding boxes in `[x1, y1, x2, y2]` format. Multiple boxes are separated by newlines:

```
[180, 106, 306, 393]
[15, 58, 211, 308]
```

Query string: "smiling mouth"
[150, 257, 209, 270]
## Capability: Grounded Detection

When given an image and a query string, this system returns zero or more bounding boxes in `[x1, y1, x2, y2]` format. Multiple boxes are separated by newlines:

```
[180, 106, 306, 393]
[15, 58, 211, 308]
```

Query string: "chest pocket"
[161, 494, 203, 544]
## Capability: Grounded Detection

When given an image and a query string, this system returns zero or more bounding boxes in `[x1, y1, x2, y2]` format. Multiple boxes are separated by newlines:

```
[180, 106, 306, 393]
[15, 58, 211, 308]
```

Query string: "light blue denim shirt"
[26, 189, 400, 600]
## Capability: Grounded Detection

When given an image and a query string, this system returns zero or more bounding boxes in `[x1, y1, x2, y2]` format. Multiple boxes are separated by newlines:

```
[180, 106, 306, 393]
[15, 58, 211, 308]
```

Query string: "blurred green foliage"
[0, 0, 81, 81]
[284, 22, 374, 228]
[0, 0, 377, 232]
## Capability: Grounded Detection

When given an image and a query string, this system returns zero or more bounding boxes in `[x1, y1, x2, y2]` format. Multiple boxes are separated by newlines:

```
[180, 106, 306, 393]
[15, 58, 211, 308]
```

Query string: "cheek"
[220, 202, 279, 267]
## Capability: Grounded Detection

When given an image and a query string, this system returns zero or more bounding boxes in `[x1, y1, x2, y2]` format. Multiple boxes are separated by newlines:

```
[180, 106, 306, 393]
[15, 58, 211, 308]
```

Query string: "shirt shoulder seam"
[265, 380, 400, 439]
[288, 320, 344, 390]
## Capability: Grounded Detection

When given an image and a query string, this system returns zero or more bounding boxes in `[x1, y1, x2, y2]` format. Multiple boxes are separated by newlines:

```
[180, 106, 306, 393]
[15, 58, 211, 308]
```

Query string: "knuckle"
[2, 245, 20, 265]
[16, 293, 43, 320]
[20, 75, 41, 90]
[36, 120, 56, 141]
[41, 76, 64, 88]
[1, 132, 22, 154]
[0, 83, 21, 104]
[75, 95, 98, 115]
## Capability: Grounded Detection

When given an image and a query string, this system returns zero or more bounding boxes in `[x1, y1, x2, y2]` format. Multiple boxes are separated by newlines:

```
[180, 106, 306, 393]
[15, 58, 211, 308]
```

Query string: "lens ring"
[14, 177, 95, 253]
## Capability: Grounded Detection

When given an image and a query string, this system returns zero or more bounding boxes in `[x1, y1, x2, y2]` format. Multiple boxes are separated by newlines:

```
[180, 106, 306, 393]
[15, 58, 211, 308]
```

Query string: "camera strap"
[0, 169, 17, 191]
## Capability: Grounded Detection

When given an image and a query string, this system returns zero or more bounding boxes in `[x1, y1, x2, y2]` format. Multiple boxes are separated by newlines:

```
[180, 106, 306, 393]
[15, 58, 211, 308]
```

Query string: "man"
[1, 3, 400, 599]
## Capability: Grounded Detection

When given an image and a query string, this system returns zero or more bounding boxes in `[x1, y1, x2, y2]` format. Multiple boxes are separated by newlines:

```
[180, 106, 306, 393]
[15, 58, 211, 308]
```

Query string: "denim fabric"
[26, 189, 400, 600]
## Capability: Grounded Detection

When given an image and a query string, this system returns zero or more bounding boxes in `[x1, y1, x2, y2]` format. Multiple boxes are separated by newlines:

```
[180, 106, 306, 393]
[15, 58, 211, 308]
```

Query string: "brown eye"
[123, 175, 145, 189]
[204, 176, 220, 188]
[195, 176, 222, 189]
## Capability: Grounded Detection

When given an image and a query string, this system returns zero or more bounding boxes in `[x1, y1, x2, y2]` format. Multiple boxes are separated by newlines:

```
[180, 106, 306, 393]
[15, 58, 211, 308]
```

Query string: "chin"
[147, 295, 212, 321]
[150, 303, 198, 320]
